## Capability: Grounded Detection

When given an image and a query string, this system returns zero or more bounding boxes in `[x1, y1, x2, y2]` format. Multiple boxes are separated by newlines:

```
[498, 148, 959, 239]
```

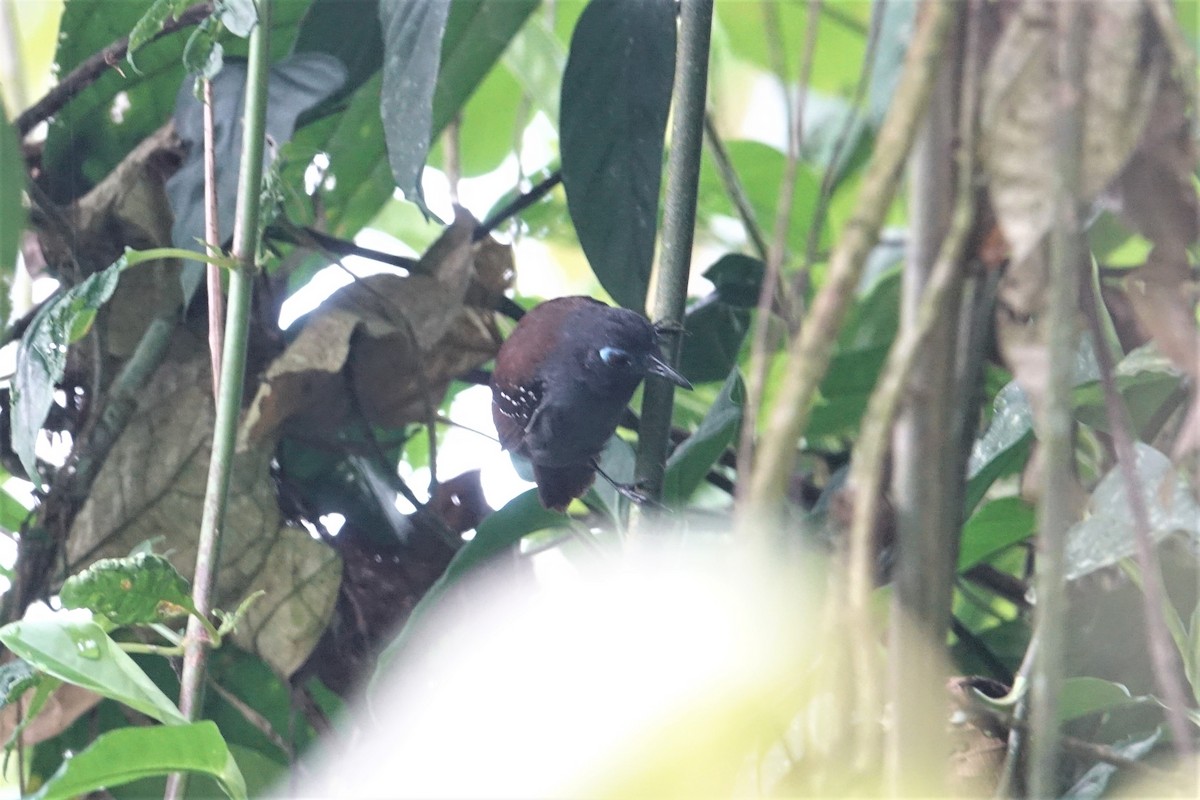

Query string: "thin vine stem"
[167, 2, 271, 796]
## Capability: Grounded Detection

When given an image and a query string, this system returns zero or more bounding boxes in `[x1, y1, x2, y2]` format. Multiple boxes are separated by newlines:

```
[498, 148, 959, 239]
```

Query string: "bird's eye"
[599, 346, 632, 368]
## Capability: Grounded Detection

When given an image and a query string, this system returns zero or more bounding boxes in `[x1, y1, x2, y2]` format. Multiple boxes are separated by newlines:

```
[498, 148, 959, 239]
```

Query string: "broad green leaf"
[807, 345, 889, 438]
[379, 0, 453, 216]
[0, 618, 187, 726]
[30, 721, 246, 800]
[1059, 677, 1149, 722]
[586, 435, 638, 522]
[1065, 443, 1200, 581]
[712, 1, 869, 98]
[60, 553, 196, 626]
[432, 0, 539, 136]
[126, 0, 191, 71]
[12, 259, 124, 484]
[697, 141, 826, 257]
[502, 11, 567, 121]
[957, 497, 1036, 573]
[560, 0, 676, 311]
[663, 370, 744, 505]
[0, 93, 23, 327]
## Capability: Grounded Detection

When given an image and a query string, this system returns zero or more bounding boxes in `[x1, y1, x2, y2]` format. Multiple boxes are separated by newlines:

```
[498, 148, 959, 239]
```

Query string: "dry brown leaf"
[35, 123, 186, 358]
[981, 0, 1162, 263]
[68, 345, 339, 677]
[240, 207, 510, 445]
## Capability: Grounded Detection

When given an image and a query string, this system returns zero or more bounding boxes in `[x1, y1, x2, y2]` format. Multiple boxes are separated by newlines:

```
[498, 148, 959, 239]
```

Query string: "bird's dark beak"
[647, 355, 693, 390]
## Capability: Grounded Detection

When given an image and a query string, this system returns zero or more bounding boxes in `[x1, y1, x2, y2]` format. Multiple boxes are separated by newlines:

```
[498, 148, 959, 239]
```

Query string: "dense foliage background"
[0, 0, 1198, 796]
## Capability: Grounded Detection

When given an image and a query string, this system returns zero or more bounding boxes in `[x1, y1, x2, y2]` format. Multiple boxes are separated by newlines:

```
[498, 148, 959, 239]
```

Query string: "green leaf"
[30, 721, 246, 800]
[807, 345, 889, 438]
[502, 11, 567, 121]
[432, 0, 539, 135]
[60, 553, 197, 626]
[0, 618, 187, 726]
[0, 484, 32, 532]
[965, 382, 1034, 513]
[957, 497, 1036, 573]
[11, 258, 125, 484]
[182, 18, 224, 79]
[697, 140, 825, 257]
[126, 0, 191, 71]
[0, 658, 40, 708]
[680, 298, 750, 384]
[1065, 443, 1200, 581]
[663, 370, 744, 505]
[1059, 677, 1149, 722]
[215, 0, 258, 38]
[0, 93, 23, 327]
[560, 0, 676, 311]
[379, 0, 453, 216]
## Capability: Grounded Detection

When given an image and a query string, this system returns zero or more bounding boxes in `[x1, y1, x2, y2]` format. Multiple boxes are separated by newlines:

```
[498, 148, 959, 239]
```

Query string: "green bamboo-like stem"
[1028, 3, 1085, 796]
[633, 0, 714, 508]
[741, 0, 953, 531]
[167, 3, 271, 796]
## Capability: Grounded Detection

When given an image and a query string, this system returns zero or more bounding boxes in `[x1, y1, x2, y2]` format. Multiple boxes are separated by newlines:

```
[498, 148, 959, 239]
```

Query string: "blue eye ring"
[599, 346, 632, 367]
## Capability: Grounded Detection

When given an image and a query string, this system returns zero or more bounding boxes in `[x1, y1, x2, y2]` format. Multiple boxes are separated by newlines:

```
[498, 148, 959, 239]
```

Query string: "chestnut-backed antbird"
[491, 296, 693, 511]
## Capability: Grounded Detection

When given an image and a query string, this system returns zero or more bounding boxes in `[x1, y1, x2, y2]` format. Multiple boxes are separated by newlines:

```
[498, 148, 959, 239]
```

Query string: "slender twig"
[203, 77, 224, 399]
[802, 0, 886, 273]
[1081, 285, 1193, 756]
[170, 5, 271, 797]
[743, 0, 954, 521]
[702, 114, 769, 260]
[473, 170, 562, 242]
[15, 3, 212, 137]
[631, 0, 714, 512]
[736, 0, 819, 509]
[1028, 4, 1086, 795]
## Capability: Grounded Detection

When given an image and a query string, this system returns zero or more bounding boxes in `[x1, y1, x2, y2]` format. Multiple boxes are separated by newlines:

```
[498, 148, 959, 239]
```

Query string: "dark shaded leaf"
[663, 370, 744, 505]
[680, 298, 749, 384]
[294, 0, 385, 103]
[1063, 728, 1161, 799]
[704, 253, 764, 308]
[12, 259, 124, 484]
[560, 0, 676, 311]
[60, 553, 197, 626]
[166, 52, 347, 298]
[30, 721, 246, 800]
[379, 0, 453, 216]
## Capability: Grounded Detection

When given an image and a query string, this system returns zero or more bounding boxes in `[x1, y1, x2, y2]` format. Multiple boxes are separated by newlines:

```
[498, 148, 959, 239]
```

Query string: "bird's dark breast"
[520, 391, 628, 467]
